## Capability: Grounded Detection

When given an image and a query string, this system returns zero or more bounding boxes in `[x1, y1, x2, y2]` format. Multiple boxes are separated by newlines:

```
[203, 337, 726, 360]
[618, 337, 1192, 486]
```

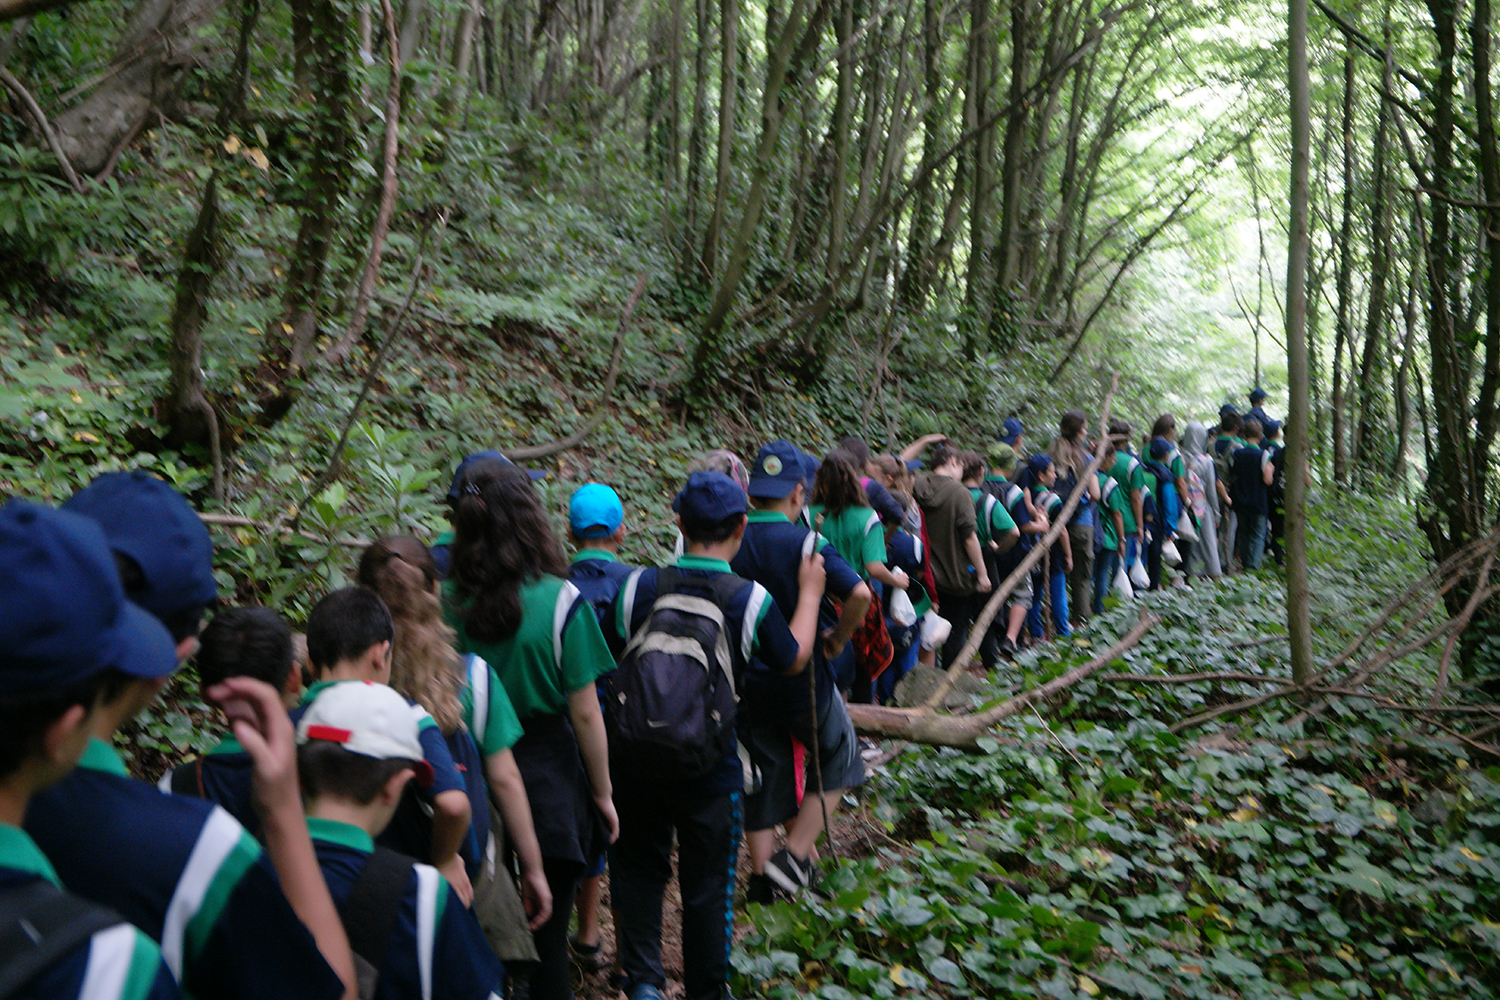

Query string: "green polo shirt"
[1109, 453, 1147, 534]
[446, 574, 614, 720]
[807, 504, 887, 581]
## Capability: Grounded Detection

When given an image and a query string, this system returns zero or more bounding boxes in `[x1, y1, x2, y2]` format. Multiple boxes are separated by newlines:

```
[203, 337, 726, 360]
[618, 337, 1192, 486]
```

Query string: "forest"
[5, 0, 1500, 992]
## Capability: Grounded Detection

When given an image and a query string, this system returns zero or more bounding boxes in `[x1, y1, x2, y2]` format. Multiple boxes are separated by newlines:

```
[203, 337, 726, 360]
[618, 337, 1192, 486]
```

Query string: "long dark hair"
[1050, 409, 1090, 477]
[812, 450, 868, 516]
[1149, 413, 1177, 441]
[447, 459, 568, 643]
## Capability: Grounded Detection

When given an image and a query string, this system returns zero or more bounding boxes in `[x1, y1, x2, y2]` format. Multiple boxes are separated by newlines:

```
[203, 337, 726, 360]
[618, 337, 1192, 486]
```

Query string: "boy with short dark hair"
[296, 682, 505, 1000]
[0, 501, 181, 1000]
[159, 606, 301, 835]
[300, 588, 475, 904]
[26, 472, 355, 1000]
[609, 469, 827, 1000]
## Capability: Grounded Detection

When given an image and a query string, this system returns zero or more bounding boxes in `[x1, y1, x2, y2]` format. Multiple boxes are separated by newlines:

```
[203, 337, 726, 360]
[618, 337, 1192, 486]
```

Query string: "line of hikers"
[0, 395, 1285, 1000]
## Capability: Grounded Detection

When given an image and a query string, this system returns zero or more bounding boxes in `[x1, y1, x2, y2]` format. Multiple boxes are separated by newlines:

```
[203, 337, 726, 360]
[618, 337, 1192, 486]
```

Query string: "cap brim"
[746, 478, 796, 499]
[524, 468, 547, 481]
[107, 600, 181, 679]
[904, 459, 922, 471]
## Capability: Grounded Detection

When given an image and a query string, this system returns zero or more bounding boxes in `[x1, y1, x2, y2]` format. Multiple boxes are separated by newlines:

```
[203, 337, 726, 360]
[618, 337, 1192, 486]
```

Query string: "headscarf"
[1182, 421, 1209, 458]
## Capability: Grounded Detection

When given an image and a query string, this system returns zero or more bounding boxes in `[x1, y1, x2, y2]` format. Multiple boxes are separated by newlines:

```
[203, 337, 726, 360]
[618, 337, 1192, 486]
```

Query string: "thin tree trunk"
[1286, 0, 1314, 684]
[1330, 41, 1355, 485]
[702, 0, 739, 279]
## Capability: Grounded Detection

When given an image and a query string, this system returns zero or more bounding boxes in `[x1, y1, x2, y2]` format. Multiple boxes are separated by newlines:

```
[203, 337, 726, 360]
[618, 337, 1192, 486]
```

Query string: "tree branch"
[0, 67, 83, 192]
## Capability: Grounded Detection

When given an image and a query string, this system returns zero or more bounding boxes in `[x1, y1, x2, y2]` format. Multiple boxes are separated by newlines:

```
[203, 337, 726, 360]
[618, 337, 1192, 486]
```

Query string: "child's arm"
[867, 561, 908, 590]
[567, 685, 618, 843]
[787, 553, 827, 672]
[484, 749, 553, 930]
[431, 791, 474, 906]
[964, 531, 992, 592]
[208, 677, 357, 1000]
[899, 433, 949, 462]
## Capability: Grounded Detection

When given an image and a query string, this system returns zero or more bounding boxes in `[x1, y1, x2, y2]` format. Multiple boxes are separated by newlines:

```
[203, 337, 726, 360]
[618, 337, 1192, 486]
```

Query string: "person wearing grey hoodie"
[1181, 422, 1223, 578]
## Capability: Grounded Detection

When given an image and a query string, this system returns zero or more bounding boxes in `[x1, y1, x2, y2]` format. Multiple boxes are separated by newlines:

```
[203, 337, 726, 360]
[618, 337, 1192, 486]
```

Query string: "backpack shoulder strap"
[552, 580, 583, 668]
[619, 568, 647, 636]
[0, 879, 122, 999]
[338, 848, 416, 981]
[167, 757, 204, 797]
[466, 655, 489, 744]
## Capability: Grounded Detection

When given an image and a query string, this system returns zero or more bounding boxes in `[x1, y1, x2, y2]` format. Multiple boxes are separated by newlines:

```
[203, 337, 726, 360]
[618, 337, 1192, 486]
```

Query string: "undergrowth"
[733, 500, 1498, 998]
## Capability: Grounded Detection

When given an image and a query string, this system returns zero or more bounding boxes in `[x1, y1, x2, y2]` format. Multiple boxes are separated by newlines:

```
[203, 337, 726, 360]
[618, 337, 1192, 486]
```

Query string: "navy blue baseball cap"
[748, 441, 807, 499]
[673, 471, 748, 523]
[999, 417, 1025, 446]
[446, 450, 546, 502]
[1026, 452, 1054, 476]
[1263, 419, 1282, 437]
[0, 501, 179, 695]
[1248, 387, 1267, 403]
[798, 450, 821, 488]
[1149, 436, 1172, 460]
[1220, 403, 1240, 417]
[62, 471, 217, 628]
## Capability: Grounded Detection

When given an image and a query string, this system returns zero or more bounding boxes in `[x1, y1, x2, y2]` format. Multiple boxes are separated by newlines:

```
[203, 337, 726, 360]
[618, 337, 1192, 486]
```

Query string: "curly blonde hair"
[357, 536, 464, 734]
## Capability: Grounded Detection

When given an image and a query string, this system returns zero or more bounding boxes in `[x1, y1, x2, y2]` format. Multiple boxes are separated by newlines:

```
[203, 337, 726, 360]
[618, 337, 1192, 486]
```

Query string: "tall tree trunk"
[261, 0, 356, 424]
[702, 0, 739, 279]
[996, 0, 1028, 290]
[1330, 41, 1355, 485]
[1286, 0, 1313, 683]
[1353, 22, 1394, 478]
[681, 0, 711, 276]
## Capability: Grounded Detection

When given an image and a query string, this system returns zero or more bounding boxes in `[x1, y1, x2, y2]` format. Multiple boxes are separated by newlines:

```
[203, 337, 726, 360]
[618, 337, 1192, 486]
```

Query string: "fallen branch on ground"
[847, 609, 1157, 750]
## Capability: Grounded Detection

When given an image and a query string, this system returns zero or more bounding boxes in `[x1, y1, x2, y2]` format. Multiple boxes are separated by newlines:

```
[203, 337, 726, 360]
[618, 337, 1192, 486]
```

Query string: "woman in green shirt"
[443, 460, 618, 1000]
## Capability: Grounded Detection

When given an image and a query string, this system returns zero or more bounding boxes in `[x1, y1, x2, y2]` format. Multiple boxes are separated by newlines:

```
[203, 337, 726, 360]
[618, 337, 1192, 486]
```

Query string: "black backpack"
[607, 567, 747, 781]
[336, 848, 417, 1000]
[0, 879, 122, 998]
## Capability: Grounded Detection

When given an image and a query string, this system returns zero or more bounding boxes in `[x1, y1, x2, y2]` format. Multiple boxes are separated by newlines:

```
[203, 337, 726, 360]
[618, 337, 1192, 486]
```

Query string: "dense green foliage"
[735, 502, 1499, 998]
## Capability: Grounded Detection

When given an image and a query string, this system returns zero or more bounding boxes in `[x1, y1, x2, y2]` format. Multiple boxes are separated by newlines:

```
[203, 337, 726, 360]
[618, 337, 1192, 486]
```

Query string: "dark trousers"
[612, 785, 742, 1000]
[513, 857, 585, 1000]
[1067, 523, 1095, 626]
[935, 589, 976, 669]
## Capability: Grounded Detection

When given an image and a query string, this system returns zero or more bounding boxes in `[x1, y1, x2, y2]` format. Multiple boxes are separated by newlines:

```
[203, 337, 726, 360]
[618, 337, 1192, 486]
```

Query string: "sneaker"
[998, 636, 1018, 660]
[859, 737, 882, 762]
[765, 848, 815, 895]
[745, 872, 774, 905]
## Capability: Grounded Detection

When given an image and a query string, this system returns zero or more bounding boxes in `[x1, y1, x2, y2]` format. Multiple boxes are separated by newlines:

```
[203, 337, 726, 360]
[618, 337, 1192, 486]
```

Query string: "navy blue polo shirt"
[24, 740, 344, 1000]
[157, 737, 258, 837]
[611, 554, 801, 795]
[729, 511, 863, 717]
[569, 550, 634, 623]
[308, 818, 503, 1000]
[1230, 444, 1272, 515]
[0, 825, 180, 1000]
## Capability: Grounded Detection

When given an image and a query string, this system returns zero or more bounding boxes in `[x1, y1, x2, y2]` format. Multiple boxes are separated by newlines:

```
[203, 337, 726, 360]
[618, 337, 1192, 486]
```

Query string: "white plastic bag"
[1176, 511, 1199, 541]
[1129, 557, 1150, 589]
[889, 587, 918, 628]
[1162, 539, 1182, 566]
[920, 609, 952, 650]
[1113, 561, 1134, 599]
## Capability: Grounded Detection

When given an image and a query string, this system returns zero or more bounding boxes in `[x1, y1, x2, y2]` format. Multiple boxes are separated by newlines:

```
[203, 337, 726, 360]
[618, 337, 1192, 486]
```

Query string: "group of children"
[1, 404, 1285, 1000]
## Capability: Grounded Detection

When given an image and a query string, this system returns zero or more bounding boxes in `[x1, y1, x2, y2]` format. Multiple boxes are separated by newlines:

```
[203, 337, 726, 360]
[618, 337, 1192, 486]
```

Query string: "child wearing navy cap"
[296, 681, 506, 1000]
[608, 470, 827, 1000]
[0, 501, 181, 1000]
[26, 472, 357, 1000]
[731, 444, 870, 903]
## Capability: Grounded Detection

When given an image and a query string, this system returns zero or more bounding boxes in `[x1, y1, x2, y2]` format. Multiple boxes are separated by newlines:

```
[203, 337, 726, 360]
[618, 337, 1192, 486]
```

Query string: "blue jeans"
[1237, 512, 1269, 570]
[1093, 548, 1121, 614]
[1026, 568, 1071, 636]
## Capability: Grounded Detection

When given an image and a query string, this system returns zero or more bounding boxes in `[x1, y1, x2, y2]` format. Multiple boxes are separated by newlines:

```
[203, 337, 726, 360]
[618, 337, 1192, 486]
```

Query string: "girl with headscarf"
[1180, 421, 1223, 578]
